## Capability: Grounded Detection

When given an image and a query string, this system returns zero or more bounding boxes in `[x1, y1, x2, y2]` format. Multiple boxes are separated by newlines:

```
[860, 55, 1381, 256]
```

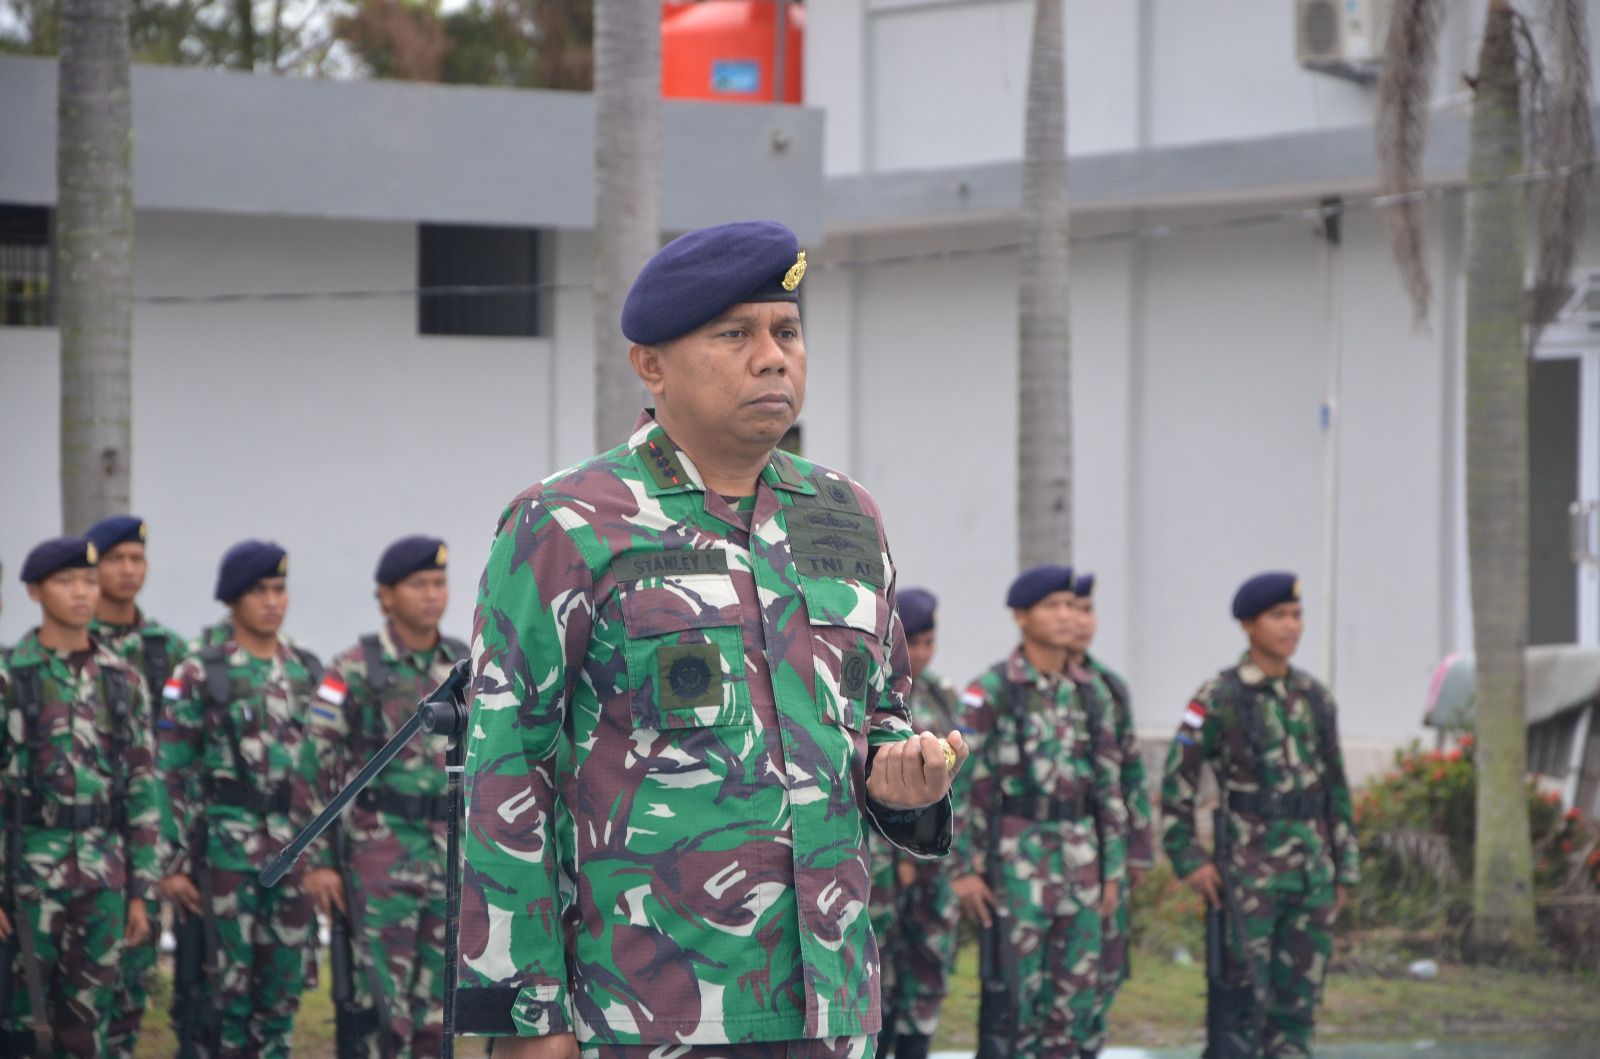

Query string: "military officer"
[1160, 572, 1358, 1059]
[868, 588, 964, 1059]
[0, 537, 163, 1057]
[456, 220, 967, 1059]
[950, 565, 1126, 1059]
[82, 515, 188, 1059]
[304, 535, 469, 1058]
[1064, 572, 1153, 1059]
[157, 540, 323, 1059]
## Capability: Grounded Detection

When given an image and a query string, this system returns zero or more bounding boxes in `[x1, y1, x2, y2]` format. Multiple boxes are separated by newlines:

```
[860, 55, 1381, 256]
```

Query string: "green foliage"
[1347, 736, 1599, 958]
[1129, 861, 1205, 961]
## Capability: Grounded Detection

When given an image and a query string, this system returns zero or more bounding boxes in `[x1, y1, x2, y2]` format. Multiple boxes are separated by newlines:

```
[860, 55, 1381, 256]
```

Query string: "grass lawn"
[930, 942, 1600, 1052]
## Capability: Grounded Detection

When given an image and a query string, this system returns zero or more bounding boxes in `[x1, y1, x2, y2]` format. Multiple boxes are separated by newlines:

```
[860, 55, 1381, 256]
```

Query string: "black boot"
[874, 1024, 898, 1059]
[1080, 1049, 1100, 1059]
[894, 1033, 931, 1059]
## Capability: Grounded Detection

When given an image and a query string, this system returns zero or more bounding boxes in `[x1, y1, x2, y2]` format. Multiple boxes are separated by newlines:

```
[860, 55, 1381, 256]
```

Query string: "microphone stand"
[261, 658, 471, 1059]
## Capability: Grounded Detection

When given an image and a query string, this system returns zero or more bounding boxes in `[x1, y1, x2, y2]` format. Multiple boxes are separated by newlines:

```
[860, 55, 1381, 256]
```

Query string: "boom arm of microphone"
[260, 658, 472, 889]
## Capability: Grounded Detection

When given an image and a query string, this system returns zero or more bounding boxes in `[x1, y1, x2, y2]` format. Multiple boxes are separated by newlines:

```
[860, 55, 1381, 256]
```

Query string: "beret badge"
[86, 542, 98, 565]
[782, 251, 807, 292]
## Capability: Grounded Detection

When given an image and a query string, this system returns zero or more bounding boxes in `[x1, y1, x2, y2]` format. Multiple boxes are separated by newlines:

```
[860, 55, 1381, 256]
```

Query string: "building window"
[0, 204, 54, 328]
[418, 223, 542, 337]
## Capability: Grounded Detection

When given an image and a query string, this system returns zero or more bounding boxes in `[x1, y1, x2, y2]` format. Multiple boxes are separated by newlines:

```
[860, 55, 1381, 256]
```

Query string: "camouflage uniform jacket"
[92, 611, 187, 729]
[459, 411, 951, 1045]
[1160, 656, 1359, 891]
[303, 623, 469, 870]
[0, 631, 166, 898]
[1084, 654, 1155, 868]
[159, 637, 323, 875]
[951, 649, 1127, 894]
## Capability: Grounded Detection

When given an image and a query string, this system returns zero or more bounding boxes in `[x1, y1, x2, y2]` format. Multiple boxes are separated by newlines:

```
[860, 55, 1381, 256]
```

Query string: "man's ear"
[24, 584, 41, 605]
[629, 343, 668, 397]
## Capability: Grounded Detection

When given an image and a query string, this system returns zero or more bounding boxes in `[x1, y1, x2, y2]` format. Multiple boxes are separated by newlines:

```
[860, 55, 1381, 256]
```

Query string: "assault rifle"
[173, 817, 222, 1059]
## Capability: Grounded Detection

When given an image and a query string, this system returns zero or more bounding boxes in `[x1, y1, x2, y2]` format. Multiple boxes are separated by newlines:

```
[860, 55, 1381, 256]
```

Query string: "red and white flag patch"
[316, 675, 348, 707]
[162, 677, 183, 702]
[961, 686, 987, 709]
[1182, 700, 1208, 729]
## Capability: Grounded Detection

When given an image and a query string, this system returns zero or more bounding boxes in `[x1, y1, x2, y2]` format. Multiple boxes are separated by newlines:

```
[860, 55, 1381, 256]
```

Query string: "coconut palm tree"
[56, 0, 134, 532]
[592, 0, 659, 447]
[1016, 0, 1073, 568]
[1377, 0, 1592, 960]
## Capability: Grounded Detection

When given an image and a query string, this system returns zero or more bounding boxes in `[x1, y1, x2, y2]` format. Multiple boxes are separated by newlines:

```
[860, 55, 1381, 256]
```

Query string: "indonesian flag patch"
[961, 686, 987, 709]
[1182, 700, 1208, 729]
[162, 677, 183, 702]
[316, 674, 348, 707]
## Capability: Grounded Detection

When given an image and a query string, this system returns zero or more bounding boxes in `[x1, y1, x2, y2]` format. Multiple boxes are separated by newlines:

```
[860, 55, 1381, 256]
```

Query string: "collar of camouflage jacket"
[1005, 645, 1066, 690]
[5, 628, 116, 672]
[627, 408, 816, 498]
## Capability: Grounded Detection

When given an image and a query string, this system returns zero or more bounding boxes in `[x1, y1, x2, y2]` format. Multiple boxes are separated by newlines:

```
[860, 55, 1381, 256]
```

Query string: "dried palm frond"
[1374, 828, 1462, 887]
[1376, 0, 1446, 328]
[1528, 0, 1594, 331]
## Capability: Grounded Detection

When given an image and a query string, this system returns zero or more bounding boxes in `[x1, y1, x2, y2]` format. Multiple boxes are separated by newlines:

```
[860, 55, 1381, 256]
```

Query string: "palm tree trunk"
[1017, 0, 1072, 567]
[592, 0, 659, 448]
[1465, 0, 1536, 959]
[56, 0, 133, 533]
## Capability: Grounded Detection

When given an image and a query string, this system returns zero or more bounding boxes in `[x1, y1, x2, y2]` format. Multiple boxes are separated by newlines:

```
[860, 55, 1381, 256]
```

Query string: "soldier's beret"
[621, 220, 806, 345]
[215, 539, 288, 603]
[1006, 564, 1075, 609]
[1232, 571, 1300, 620]
[19, 536, 98, 584]
[898, 588, 938, 636]
[375, 535, 448, 586]
[1073, 572, 1095, 598]
[85, 514, 147, 554]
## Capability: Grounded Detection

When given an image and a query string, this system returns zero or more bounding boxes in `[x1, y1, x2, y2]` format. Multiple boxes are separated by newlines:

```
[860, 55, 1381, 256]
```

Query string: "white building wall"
[0, 211, 566, 661]
[809, 0, 1600, 175]
[806, 197, 1467, 756]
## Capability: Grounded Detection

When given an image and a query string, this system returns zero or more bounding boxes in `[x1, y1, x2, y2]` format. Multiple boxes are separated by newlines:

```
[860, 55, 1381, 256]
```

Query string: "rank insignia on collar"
[782, 251, 807, 292]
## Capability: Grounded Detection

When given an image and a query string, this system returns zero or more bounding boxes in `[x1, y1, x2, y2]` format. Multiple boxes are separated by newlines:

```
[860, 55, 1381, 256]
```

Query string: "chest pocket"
[797, 574, 884, 733]
[615, 549, 753, 731]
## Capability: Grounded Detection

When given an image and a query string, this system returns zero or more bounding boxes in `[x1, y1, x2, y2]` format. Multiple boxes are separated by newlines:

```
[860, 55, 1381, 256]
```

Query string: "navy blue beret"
[1232, 571, 1301, 621]
[215, 539, 288, 603]
[621, 221, 805, 345]
[1074, 572, 1095, 598]
[1006, 564, 1075, 609]
[85, 514, 147, 554]
[898, 588, 938, 636]
[375, 535, 448, 586]
[20, 536, 98, 584]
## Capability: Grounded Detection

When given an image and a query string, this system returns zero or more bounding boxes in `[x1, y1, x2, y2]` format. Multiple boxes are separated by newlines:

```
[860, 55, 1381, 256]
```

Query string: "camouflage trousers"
[1079, 884, 1132, 1053]
[348, 824, 448, 1059]
[3, 882, 124, 1058]
[1225, 879, 1335, 1059]
[209, 867, 317, 1059]
[580, 1035, 872, 1058]
[106, 897, 160, 1059]
[877, 870, 960, 1037]
[996, 887, 1102, 1059]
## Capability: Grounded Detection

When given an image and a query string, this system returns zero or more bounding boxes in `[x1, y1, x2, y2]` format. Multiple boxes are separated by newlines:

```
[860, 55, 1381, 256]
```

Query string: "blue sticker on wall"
[712, 60, 761, 94]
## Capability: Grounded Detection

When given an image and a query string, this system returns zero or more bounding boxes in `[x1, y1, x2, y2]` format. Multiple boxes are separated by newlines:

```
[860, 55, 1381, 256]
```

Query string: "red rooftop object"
[661, 1, 805, 104]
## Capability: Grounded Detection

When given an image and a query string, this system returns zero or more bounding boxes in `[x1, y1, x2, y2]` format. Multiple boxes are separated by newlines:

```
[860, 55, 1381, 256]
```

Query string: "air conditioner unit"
[1296, 0, 1389, 83]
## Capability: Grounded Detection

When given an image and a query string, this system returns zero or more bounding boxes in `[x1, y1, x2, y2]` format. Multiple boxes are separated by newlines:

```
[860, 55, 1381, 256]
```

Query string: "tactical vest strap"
[442, 636, 469, 661]
[199, 646, 249, 789]
[293, 647, 324, 687]
[102, 666, 133, 826]
[5, 650, 47, 789]
[139, 630, 173, 705]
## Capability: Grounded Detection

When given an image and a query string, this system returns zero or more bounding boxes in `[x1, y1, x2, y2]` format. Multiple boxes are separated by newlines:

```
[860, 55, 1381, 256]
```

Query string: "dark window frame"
[0, 204, 56, 328]
[418, 222, 544, 338]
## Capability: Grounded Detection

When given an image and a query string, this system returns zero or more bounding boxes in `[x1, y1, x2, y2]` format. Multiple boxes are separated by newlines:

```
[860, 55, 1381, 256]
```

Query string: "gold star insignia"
[436, 544, 449, 567]
[86, 542, 98, 564]
[782, 251, 807, 292]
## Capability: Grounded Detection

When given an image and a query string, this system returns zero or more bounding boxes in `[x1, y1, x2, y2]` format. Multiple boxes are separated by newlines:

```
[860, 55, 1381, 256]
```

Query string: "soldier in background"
[1064, 571, 1154, 1059]
[157, 540, 322, 1059]
[950, 565, 1126, 1059]
[1160, 572, 1358, 1059]
[304, 535, 469, 1058]
[869, 588, 965, 1059]
[0, 537, 163, 1056]
[83, 515, 189, 1059]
